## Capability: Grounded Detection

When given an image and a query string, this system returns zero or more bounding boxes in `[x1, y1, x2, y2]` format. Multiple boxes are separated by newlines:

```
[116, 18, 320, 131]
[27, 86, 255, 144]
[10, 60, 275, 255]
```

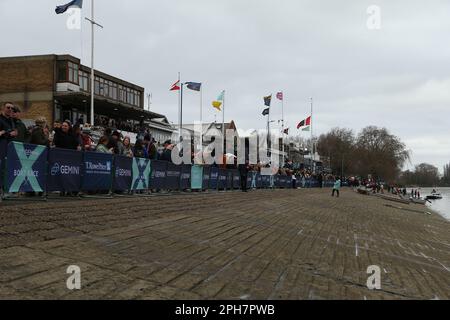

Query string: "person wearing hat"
[29, 116, 49, 146]
[159, 140, 173, 163]
[111, 130, 124, 155]
[11, 105, 29, 143]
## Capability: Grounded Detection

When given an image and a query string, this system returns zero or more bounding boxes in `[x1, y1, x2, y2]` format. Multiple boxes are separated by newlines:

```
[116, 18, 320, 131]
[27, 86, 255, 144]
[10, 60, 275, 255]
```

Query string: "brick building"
[0, 54, 174, 141]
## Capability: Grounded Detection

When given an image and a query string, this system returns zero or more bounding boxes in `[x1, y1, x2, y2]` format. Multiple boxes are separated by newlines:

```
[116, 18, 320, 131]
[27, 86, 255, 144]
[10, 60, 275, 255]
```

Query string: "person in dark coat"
[238, 160, 251, 192]
[53, 121, 80, 150]
[0, 102, 18, 159]
[29, 117, 49, 146]
[11, 105, 29, 143]
[159, 140, 173, 163]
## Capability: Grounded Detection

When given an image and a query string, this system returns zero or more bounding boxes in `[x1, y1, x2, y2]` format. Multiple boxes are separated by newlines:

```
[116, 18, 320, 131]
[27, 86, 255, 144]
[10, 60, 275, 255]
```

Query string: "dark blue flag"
[55, 0, 83, 14]
[264, 95, 272, 107]
[186, 82, 202, 92]
[262, 108, 270, 116]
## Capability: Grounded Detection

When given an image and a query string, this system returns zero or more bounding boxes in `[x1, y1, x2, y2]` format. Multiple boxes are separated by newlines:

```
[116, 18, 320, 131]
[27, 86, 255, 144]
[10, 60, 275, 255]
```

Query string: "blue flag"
[186, 82, 202, 92]
[55, 0, 83, 14]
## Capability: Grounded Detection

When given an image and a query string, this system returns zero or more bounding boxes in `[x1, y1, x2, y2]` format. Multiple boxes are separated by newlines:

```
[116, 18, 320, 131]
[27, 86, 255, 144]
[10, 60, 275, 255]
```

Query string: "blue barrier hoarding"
[232, 170, 240, 189]
[256, 173, 262, 188]
[227, 170, 233, 190]
[114, 155, 132, 191]
[150, 160, 167, 189]
[132, 158, 151, 191]
[81, 152, 113, 191]
[261, 175, 269, 188]
[286, 176, 293, 189]
[279, 175, 287, 189]
[6, 142, 48, 193]
[218, 169, 227, 190]
[47, 148, 82, 192]
[191, 165, 203, 190]
[202, 166, 211, 190]
[209, 166, 219, 190]
[166, 162, 181, 190]
[180, 164, 192, 190]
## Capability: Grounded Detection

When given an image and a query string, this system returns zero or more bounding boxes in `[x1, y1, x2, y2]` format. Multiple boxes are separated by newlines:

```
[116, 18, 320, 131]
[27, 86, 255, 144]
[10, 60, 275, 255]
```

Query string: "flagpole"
[200, 85, 203, 123]
[178, 72, 181, 139]
[310, 97, 314, 171]
[180, 82, 184, 139]
[281, 91, 285, 167]
[89, 0, 95, 126]
[222, 91, 225, 141]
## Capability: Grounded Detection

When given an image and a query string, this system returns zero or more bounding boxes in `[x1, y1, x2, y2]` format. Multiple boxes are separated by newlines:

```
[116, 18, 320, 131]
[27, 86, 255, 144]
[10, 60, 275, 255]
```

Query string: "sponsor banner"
[261, 175, 269, 188]
[227, 170, 233, 190]
[256, 173, 262, 189]
[247, 172, 253, 189]
[209, 166, 219, 190]
[180, 164, 192, 190]
[218, 169, 227, 190]
[6, 142, 47, 193]
[114, 155, 133, 191]
[232, 170, 240, 189]
[166, 162, 181, 190]
[150, 160, 168, 189]
[286, 176, 293, 189]
[132, 157, 151, 191]
[191, 165, 204, 190]
[81, 151, 113, 191]
[279, 175, 287, 189]
[202, 166, 211, 190]
[274, 175, 281, 188]
[47, 148, 82, 192]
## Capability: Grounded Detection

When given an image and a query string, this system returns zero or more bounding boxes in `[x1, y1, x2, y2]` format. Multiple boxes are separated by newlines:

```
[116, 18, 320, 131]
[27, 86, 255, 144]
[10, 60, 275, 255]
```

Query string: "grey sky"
[1, 0, 449, 172]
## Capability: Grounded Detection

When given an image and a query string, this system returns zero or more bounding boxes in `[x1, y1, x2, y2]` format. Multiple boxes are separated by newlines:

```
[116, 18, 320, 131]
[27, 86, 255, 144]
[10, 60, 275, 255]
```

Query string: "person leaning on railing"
[96, 136, 114, 154]
[54, 121, 81, 150]
[29, 117, 50, 147]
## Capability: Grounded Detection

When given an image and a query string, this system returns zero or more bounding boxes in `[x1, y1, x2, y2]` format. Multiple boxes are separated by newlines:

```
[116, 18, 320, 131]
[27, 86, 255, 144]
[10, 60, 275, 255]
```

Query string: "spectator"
[95, 136, 113, 154]
[54, 121, 80, 150]
[0, 102, 18, 141]
[111, 131, 124, 155]
[146, 136, 158, 160]
[159, 140, 173, 163]
[11, 105, 29, 143]
[29, 117, 49, 146]
[133, 139, 147, 158]
[238, 160, 250, 192]
[122, 136, 133, 157]
[81, 127, 94, 151]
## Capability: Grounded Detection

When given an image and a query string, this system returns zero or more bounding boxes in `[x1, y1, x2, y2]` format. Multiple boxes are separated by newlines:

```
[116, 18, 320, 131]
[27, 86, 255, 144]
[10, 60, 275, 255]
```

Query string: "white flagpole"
[89, 0, 95, 126]
[310, 97, 314, 170]
[178, 72, 181, 140]
[222, 91, 225, 140]
[200, 85, 203, 123]
[281, 91, 285, 167]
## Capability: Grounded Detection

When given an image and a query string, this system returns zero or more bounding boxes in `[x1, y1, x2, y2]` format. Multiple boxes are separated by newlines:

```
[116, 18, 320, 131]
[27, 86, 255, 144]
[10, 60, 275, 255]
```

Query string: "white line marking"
[354, 234, 359, 257]
[298, 229, 303, 236]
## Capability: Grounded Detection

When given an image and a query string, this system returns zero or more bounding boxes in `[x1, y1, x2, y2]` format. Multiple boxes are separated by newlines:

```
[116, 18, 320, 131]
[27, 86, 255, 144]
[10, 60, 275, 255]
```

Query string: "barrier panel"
[113, 155, 133, 191]
[180, 164, 192, 190]
[81, 152, 113, 191]
[150, 160, 168, 189]
[286, 176, 293, 189]
[6, 142, 48, 193]
[262, 175, 270, 189]
[166, 162, 181, 190]
[226, 170, 233, 190]
[48, 148, 82, 192]
[256, 173, 262, 189]
[209, 166, 219, 190]
[191, 165, 203, 190]
[274, 175, 280, 188]
[232, 170, 240, 189]
[202, 166, 211, 190]
[132, 158, 151, 191]
[218, 169, 227, 190]
[279, 175, 287, 189]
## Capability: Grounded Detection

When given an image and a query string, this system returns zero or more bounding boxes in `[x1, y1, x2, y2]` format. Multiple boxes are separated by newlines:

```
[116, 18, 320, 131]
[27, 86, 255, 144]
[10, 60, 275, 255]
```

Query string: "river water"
[421, 187, 450, 221]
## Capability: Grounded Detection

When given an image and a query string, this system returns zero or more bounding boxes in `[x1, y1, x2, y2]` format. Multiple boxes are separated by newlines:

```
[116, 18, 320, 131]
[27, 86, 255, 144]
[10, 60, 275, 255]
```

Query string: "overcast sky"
[1, 0, 449, 172]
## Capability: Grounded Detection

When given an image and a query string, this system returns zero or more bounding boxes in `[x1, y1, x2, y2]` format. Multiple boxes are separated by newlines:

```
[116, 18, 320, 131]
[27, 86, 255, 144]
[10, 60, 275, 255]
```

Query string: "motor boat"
[426, 191, 443, 200]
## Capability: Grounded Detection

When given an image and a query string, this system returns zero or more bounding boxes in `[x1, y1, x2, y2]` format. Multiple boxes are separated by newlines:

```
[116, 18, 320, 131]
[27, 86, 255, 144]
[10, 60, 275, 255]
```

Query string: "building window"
[79, 71, 89, 91]
[68, 62, 79, 84]
[57, 62, 67, 82]
[94, 77, 100, 95]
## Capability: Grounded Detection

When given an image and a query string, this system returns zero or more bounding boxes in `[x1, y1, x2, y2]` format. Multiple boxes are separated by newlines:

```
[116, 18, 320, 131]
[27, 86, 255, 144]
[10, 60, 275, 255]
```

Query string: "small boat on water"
[426, 189, 443, 200]
[426, 193, 443, 200]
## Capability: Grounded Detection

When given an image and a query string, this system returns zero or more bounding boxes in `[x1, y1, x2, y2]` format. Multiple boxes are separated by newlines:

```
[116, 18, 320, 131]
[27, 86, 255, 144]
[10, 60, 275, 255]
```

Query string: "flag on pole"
[170, 80, 180, 91]
[55, 0, 83, 14]
[262, 108, 270, 116]
[212, 91, 225, 111]
[276, 92, 283, 101]
[297, 120, 305, 129]
[302, 126, 311, 132]
[186, 82, 202, 92]
[297, 116, 312, 129]
[283, 128, 289, 135]
[264, 95, 272, 107]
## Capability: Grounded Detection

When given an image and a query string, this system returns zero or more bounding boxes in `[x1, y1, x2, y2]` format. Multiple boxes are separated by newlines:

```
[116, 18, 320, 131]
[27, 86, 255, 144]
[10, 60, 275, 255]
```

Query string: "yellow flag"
[212, 101, 222, 111]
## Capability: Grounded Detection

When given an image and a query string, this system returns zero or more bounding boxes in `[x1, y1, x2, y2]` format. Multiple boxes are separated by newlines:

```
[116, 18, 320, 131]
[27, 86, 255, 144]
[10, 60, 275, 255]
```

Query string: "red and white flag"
[305, 116, 311, 126]
[170, 80, 180, 91]
[276, 92, 283, 101]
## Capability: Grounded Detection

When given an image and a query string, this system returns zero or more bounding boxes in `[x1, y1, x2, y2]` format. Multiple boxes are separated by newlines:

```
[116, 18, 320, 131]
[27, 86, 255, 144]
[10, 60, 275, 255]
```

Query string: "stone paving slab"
[0, 189, 449, 300]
